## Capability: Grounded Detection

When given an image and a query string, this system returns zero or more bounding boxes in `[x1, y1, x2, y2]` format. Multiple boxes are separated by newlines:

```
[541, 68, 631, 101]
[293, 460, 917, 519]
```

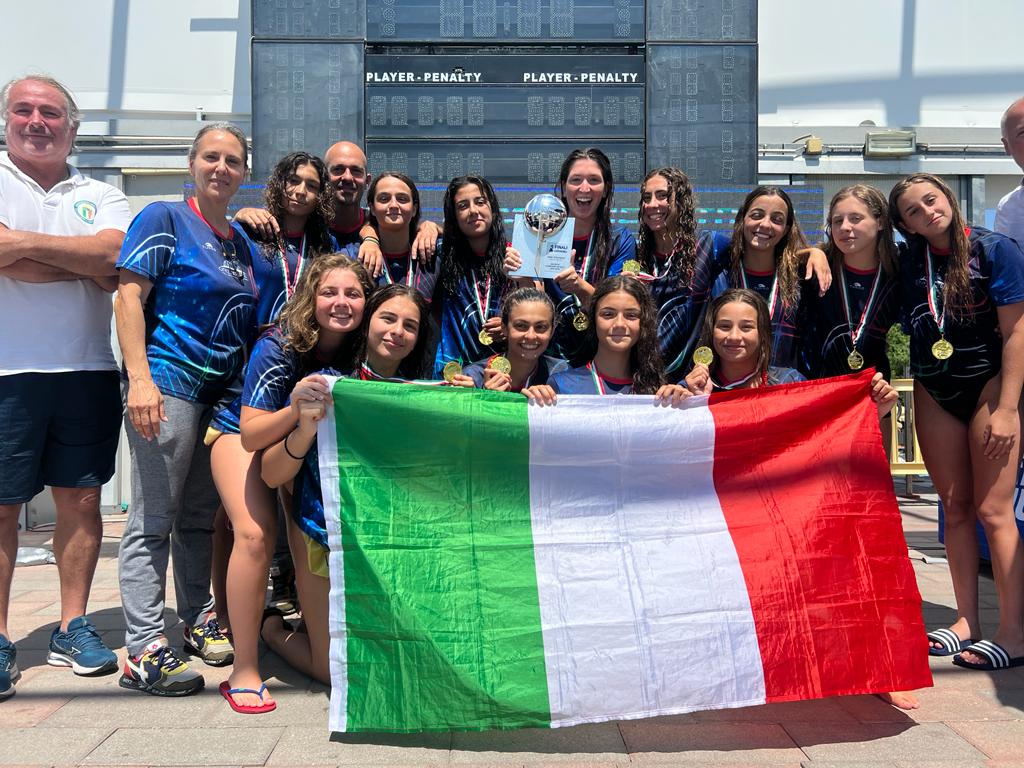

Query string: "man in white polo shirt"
[0, 75, 131, 699]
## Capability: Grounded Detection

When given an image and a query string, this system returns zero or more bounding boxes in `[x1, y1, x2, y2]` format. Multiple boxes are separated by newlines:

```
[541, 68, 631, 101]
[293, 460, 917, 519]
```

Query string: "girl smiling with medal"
[242, 152, 336, 326]
[506, 148, 637, 363]
[711, 186, 830, 370]
[890, 172, 1024, 672]
[634, 167, 732, 380]
[346, 172, 440, 302]
[685, 288, 897, 405]
[260, 283, 431, 685]
[460, 288, 567, 392]
[433, 175, 509, 377]
[523, 276, 689, 404]
[800, 185, 902, 381]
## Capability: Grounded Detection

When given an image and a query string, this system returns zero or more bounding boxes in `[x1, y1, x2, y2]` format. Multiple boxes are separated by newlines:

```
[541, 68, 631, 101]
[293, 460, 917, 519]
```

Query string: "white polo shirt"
[995, 182, 1024, 245]
[0, 151, 132, 375]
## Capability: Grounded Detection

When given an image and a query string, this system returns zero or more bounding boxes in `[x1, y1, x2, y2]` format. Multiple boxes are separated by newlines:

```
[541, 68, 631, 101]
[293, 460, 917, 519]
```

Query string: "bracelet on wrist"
[283, 430, 306, 461]
[362, 235, 380, 245]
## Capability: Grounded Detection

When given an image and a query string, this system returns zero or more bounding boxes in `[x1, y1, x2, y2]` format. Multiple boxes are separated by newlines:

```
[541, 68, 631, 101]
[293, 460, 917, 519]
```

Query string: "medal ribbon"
[710, 369, 767, 391]
[740, 267, 779, 320]
[280, 234, 307, 300]
[382, 254, 416, 287]
[359, 361, 448, 386]
[838, 265, 882, 350]
[925, 247, 947, 337]
[571, 234, 596, 315]
[471, 270, 492, 328]
[586, 361, 608, 395]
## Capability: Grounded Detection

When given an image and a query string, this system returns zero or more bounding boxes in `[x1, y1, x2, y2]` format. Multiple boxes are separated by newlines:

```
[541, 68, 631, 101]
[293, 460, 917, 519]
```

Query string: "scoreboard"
[251, 0, 757, 188]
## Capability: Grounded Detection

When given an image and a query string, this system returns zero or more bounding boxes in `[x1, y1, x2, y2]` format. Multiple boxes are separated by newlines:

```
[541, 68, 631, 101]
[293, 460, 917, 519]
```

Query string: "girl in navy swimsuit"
[891, 173, 1024, 672]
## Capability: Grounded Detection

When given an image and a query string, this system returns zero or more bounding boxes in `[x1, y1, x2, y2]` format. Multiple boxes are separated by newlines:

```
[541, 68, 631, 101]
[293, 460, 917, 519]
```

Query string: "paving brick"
[620, 721, 804, 764]
[0, 727, 112, 764]
[947, 720, 1024, 760]
[83, 726, 284, 765]
[449, 723, 627, 764]
[267, 727, 451, 765]
[785, 722, 986, 763]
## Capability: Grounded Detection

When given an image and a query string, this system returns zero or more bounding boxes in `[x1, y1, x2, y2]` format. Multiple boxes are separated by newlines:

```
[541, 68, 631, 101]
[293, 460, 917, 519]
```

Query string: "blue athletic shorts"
[0, 371, 122, 504]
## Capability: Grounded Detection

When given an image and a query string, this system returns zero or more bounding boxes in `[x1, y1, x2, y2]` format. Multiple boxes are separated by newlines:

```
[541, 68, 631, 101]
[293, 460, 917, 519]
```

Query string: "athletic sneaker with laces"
[0, 633, 20, 700]
[47, 616, 118, 676]
[118, 641, 204, 696]
[183, 617, 234, 667]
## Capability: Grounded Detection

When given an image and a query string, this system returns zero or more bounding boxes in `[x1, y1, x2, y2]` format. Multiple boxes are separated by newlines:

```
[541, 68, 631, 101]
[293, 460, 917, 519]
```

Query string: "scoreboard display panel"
[250, 0, 759, 188]
[364, 54, 644, 141]
[366, 0, 644, 42]
[365, 140, 645, 183]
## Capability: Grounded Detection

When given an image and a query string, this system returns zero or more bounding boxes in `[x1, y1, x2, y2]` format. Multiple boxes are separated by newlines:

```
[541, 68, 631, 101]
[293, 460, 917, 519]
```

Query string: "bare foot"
[876, 691, 919, 710]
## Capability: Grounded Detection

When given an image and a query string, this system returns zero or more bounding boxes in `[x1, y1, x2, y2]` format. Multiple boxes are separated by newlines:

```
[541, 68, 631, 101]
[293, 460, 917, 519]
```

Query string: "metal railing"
[889, 378, 927, 492]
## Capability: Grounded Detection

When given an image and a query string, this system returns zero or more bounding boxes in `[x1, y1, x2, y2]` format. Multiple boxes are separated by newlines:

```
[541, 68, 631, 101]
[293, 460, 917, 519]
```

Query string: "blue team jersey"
[641, 229, 730, 381]
[901, 227, 1024, 420]
[548, 363, 634, 395]
[799, 264, 901, 381]
[250, 231, 342, 326]
[547, 224, 635, 361]
[211, 322, 360, 434]
[463, 354, 568, 390]
[432, 241, 508, 377]
[711, 231, 803, 370]
[116, 200, 258, 405]
[343, 241, 441, 301]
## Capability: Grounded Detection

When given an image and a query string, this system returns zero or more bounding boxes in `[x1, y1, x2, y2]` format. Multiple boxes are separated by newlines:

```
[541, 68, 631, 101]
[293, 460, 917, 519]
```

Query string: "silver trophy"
[522, 194, 569, 276]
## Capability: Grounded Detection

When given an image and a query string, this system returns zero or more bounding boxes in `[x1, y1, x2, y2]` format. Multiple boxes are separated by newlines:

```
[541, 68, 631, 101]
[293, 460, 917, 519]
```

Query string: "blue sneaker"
[0, 633, 19, 700]
[47, 616, 118, 676]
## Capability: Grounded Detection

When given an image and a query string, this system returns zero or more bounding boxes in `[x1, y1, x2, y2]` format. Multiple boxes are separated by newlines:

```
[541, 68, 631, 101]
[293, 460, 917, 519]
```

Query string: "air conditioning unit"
[864, 130, 916, 158]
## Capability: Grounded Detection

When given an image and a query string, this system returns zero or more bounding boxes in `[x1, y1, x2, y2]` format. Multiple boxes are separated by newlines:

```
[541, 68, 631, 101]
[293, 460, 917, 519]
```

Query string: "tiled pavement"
[3, 486, 1024, 767]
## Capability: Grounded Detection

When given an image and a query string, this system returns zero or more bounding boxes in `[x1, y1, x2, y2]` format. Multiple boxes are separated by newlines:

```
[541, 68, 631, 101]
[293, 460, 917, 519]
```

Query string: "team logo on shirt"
[74, 200, 97, 224]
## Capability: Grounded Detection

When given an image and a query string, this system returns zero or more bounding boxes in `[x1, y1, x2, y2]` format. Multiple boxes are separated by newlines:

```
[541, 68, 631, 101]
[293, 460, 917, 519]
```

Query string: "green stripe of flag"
[331, 378, 551, 732]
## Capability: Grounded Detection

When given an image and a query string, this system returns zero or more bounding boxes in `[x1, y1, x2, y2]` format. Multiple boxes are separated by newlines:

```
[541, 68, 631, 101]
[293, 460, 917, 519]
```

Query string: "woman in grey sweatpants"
[113, 122, 262, 696]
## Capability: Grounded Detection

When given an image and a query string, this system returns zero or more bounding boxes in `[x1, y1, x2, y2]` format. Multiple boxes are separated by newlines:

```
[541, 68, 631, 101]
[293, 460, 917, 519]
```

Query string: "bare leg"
[0, 504, 21, 638]
[914, 382, 981, 648]
[960, 374, 1024, 664]
[211, 436, 277, 707]
[50, 486, 104, 631]
[211, 506, 232, 633]
[260, 515, 331, 686]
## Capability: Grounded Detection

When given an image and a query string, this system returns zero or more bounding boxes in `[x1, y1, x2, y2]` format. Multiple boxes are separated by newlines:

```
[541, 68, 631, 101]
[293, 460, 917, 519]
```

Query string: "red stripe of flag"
[710, 371, 932, 701]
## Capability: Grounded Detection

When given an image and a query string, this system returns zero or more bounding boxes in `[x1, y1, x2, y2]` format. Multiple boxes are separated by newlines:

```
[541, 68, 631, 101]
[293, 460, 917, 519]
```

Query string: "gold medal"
[847, 350, 865, 370]
[488, 355, 512, 375]
[692, 346, 714, 366]
[572, 312, 589, 331]
[622, 259, 643, 275]
[442, 361, 462, 383]
[932, 337, 954, 360]
[478, 328, 494, 346]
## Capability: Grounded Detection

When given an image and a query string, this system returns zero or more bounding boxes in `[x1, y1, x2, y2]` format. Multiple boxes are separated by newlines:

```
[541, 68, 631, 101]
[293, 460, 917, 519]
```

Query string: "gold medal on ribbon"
[478, 328, 494, 346]
[932, 337, 954, 360]
[488, 355, 512, 375]
[622, 259, 643, 275]
[572, 312, 589, 331]
[692, 346, 714, 366]
[847, 350, 865, 370]
[442, 361, 462, 383]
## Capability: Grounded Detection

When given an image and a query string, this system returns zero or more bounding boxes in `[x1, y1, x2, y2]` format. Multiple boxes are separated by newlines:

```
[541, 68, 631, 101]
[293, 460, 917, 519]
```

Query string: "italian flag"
[318, 372, 931, 733]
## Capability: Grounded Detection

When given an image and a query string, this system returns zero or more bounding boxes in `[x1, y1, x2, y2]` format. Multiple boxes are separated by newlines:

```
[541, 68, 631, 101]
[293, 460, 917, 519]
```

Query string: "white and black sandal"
[926, 628, 973, 657]
[953, 639, 1024, 671]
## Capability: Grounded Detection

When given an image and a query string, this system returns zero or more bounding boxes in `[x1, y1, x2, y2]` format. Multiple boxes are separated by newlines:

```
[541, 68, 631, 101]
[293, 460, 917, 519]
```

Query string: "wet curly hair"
[636, 167, 698, 287]
[258, 151, 335, 258]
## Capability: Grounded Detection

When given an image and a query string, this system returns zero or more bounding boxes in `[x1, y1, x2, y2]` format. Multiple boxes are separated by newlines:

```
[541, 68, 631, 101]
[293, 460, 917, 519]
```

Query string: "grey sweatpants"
[118, 390, 219, 656]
